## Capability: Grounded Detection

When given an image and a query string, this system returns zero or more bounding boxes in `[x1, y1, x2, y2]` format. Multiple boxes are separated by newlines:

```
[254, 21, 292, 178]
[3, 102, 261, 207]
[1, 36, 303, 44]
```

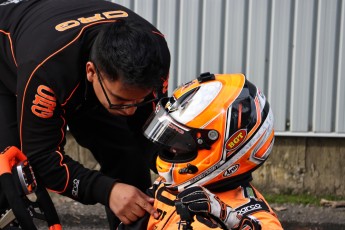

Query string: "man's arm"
[17, 64, 116, 205]
[17, 63, 158, 224]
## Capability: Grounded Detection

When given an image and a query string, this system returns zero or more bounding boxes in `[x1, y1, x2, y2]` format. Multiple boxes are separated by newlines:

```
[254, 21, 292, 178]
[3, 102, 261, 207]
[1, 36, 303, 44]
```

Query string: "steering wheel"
[0, 146, 62, 230]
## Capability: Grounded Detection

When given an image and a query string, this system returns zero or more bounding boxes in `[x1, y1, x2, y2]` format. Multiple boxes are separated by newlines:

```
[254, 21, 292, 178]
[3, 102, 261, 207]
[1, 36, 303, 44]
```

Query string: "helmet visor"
[143, 98, 197, 158]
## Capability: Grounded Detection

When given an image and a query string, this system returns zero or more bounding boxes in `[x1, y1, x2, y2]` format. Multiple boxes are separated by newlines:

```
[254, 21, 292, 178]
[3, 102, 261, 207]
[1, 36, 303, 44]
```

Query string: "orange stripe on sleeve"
[61, 82, 81, 106]
[0, 30, 18, 67]
[47, 151, 70, 194]
[152, 30, 165, 38]
[58, 114, 67, 147]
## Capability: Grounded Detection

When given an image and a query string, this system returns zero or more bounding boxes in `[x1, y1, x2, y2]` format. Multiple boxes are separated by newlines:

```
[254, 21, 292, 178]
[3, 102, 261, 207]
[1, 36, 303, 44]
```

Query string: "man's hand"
[176, 186, 241, 229]
[109, 182, 158, 225]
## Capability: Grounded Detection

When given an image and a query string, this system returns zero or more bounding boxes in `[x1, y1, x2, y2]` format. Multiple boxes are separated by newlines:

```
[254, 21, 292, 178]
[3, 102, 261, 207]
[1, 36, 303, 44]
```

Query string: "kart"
[0, 146, 61, 230]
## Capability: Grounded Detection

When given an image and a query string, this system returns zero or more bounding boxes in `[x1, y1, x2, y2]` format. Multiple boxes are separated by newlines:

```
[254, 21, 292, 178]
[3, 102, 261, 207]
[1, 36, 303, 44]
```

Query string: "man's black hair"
[90, 20, 170, 89]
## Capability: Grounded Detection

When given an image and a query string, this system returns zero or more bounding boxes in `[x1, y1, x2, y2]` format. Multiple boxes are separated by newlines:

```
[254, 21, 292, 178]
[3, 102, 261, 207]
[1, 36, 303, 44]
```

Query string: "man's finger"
[126, 211, 140, 222]
[119, 215, 131, 225]
[128, 202, 146, 218]
[137, 196, 159, 218]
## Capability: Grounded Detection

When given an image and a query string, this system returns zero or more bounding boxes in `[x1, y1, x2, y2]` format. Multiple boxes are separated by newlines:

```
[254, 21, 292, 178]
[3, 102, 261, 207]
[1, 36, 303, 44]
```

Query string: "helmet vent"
[179, 163, 198, 174]
[197, 72, 216, 83]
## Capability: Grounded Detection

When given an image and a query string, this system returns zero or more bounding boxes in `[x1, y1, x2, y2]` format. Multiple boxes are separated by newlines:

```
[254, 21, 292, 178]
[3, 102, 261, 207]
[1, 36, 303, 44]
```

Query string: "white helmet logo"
[223, 164, 239, 177]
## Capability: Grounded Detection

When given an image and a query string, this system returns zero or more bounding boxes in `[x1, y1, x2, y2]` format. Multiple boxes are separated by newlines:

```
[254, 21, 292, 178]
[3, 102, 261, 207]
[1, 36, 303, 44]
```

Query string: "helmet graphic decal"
[223, 164, 240, 177]
[169, 81, 222, 124]
[225, 129, 247, 151]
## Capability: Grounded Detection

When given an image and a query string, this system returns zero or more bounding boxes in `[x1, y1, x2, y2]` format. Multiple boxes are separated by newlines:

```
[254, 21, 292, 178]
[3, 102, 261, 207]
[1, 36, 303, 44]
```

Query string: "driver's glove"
[176, 186, 241, 229]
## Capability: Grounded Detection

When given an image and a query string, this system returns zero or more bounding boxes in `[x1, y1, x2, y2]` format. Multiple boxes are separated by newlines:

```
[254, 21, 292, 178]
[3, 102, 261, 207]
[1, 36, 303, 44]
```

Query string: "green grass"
[263, 193, 345, 206]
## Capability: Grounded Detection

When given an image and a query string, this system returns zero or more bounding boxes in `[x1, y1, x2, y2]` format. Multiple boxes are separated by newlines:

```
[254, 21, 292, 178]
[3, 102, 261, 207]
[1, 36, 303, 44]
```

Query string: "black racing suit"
[0, 0, 170, 228]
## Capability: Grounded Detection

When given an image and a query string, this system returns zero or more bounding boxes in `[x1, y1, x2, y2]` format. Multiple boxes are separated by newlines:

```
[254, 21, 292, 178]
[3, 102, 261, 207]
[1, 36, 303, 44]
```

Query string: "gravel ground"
[32, 195, 345, 230]
[271, 203, 345, 230]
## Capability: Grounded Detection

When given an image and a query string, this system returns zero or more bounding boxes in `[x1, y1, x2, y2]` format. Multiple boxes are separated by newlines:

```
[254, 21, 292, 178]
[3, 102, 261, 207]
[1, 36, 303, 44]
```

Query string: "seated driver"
[118, 72, 283, 230]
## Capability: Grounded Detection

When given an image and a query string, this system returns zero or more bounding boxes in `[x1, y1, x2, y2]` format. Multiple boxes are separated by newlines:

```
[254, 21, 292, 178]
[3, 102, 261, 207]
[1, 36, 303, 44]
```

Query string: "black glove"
[176, 186, 241, 229]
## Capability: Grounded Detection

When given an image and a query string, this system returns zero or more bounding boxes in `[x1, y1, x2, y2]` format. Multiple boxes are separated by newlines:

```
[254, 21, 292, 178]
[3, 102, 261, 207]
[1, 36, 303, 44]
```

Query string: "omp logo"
[223, 164, 239, 177]
[225, 129, 247, 151]
[55, 10, 129, 32]
[168, 123, 184, 134]
[31, 85, 56, 119]
[238, 204, 262, 215]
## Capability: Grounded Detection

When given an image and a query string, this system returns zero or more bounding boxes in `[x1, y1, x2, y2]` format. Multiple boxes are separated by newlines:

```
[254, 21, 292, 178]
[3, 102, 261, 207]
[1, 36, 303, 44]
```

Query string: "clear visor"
[143, 98, 197, 157]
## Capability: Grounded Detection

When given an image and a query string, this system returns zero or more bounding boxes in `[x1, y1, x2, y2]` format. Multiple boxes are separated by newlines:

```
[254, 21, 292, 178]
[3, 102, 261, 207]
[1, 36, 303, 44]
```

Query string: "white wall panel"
[268, 0, 292, 131]
[177, 0, 202, 85]
[290, 0, 316, 132]
[223, 0, 247, 74]
[110, 0, 345, 137]
[156, 1, 180, 93]
[132, 0, 156, 24]
[313, 0, 338, 132]
[115, 0, 132, 9]
[199, 0, 224, 74]
[337, 0, 345, 133]
[246, 0, 270, 92]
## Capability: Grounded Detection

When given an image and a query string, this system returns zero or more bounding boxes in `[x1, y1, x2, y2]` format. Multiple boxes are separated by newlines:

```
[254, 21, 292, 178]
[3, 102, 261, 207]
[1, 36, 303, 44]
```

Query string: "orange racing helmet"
[143, 72, 274, 191]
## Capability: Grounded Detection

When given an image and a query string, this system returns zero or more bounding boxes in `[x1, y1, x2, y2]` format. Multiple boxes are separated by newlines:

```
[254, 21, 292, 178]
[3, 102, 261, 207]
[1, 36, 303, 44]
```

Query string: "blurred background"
[68, 0, 345, 197]
[115, 0, 345, 136]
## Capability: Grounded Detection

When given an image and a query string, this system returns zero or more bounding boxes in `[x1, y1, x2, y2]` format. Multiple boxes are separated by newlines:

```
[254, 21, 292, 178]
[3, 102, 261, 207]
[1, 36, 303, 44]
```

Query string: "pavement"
[32, 195, 345, 230]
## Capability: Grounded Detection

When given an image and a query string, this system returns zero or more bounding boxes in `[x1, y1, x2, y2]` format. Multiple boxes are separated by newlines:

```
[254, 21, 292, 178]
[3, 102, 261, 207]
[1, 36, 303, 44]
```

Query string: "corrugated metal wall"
[113, 0, 345, 137]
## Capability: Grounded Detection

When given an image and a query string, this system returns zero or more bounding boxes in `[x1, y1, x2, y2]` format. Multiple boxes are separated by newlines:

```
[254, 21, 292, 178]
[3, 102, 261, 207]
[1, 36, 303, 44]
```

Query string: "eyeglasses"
[94, 63, 159, 110]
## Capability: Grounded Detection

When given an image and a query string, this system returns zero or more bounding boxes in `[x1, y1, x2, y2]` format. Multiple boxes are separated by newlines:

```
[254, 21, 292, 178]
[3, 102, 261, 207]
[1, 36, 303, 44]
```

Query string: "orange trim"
[237, 103, 242, 129]
[0, 30, 18, 67]
[61, 82, 81, 106]
[254, 130, 274, 159]
[152, 30, 165, 37]
[58, 114, 67, 147]
[47, 151, 70, 193]
[49, 224, 62, 230]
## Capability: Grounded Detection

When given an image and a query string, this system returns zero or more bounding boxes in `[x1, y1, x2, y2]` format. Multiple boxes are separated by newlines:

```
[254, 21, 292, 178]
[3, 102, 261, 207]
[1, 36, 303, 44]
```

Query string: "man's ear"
[86, 61, 96, 82]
